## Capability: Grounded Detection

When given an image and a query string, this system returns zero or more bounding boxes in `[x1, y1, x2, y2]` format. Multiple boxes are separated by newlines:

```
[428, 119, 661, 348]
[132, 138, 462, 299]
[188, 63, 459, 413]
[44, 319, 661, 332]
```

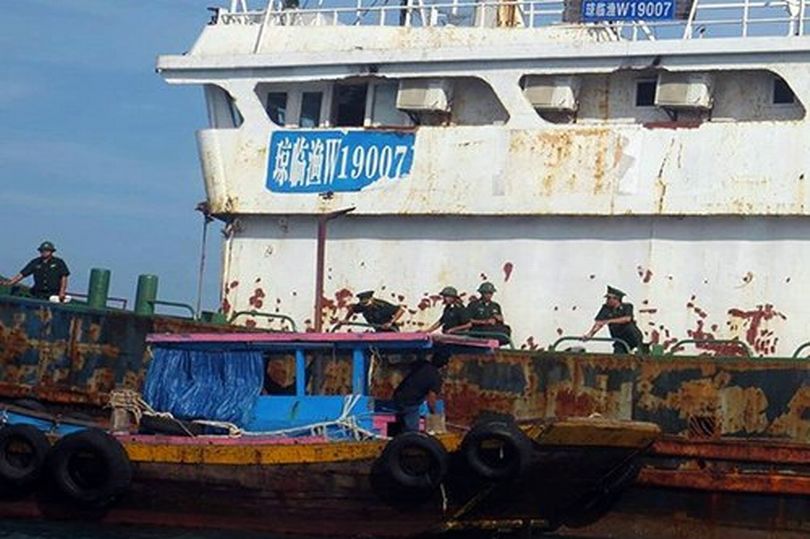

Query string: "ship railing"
[230, 310, 299, 331]
[218, 0, 810, 44]
[550, 336, 632, 353]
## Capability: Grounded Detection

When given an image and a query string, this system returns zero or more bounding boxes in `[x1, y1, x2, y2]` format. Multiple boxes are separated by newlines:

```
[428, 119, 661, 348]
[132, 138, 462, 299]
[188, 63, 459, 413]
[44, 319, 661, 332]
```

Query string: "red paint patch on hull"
[503, 262, 514, 282]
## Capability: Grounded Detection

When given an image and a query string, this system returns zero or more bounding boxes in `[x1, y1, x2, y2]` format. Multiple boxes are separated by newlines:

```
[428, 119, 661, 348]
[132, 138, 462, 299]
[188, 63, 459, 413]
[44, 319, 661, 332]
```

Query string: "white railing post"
[253, 0, 275, 52]
[529, 0, 534, 27]
[682, 0, 700, 38]
[800, 0, 807, 35]
[742, 0, 749, 36]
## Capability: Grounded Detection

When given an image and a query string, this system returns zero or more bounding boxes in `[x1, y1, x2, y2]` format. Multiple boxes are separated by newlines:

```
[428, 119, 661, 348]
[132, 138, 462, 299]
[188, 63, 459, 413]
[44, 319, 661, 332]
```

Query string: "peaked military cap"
[605, 285, 626, 299]
[38, 241, 56, 252]
[356, 290, 374, 300]
[439, 286, 459, 297]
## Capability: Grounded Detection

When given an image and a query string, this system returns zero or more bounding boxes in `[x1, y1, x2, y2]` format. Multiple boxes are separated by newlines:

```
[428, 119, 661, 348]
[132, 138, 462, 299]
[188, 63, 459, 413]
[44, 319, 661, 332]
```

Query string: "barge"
[0, 332, 658, 536]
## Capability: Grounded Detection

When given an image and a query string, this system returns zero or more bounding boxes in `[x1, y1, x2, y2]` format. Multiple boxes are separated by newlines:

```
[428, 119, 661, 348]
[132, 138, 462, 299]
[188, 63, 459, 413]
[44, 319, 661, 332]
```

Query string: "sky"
[0, 1, 223, 312]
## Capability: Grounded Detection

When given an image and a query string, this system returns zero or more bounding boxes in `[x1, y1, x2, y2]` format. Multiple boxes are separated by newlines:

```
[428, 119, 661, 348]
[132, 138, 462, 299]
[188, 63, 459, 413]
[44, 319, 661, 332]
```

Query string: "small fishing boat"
[0, 332, 659, 536]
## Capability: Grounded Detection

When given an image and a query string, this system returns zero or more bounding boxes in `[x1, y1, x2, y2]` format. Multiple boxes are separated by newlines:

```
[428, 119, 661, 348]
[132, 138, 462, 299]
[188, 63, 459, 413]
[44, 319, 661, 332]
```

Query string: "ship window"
[635, 79, 657, 107]
[300, 92, 323, 128]
[204, 84, 243, 129]
[371, 82, 412, 127]
[263, 355, 296, 396]
[305, 351, 353, 396]
[773, 77, 795, 105]
[266, 92, 288, 126]
[333, 84, 368, 127]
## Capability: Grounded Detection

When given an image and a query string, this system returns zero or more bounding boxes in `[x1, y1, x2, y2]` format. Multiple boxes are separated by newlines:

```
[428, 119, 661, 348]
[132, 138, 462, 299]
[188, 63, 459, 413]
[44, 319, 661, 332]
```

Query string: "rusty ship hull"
[1, 296, 809, 535]
[0, 421, 656, 536]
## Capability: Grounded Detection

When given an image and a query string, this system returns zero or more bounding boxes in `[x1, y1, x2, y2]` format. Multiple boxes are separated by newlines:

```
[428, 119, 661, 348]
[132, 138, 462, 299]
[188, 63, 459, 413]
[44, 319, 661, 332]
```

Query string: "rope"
[109, 391, 384, 441]
[108, 389, 194, 437]
[191, 420, 242, 437]
[243, 394, 385, 440]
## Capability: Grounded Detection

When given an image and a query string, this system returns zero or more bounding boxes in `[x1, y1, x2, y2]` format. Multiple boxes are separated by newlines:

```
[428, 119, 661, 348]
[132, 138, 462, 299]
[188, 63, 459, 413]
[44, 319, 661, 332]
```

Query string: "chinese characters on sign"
[581, 0, 674, 21]
[267, 130, 416, 193]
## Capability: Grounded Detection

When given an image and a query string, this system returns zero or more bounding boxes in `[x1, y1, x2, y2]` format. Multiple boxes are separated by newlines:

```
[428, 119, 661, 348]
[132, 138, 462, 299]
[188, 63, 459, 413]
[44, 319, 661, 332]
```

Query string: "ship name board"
[581, 0, 675, 21]
[267, 130, 415, 193]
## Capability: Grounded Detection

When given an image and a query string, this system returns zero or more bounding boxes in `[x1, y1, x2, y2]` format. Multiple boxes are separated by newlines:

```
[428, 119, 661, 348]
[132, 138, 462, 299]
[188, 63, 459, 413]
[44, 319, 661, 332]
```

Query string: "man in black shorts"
[392, 351, 449, 432]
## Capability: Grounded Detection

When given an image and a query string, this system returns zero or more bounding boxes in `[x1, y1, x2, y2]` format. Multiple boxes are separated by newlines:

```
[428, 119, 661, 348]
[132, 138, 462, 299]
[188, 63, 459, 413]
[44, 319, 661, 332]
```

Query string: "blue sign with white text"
[581, 0, 675, 21]
[267, 130, 415, 193]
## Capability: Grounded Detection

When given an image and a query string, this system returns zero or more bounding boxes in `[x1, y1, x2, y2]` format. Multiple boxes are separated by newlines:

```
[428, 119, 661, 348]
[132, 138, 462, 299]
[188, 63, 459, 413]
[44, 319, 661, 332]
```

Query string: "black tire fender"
[48, 429, 132, 507]
[0, 424, 51, 488]
[461, 419, 533, 481]
[379, 432, 448, 491]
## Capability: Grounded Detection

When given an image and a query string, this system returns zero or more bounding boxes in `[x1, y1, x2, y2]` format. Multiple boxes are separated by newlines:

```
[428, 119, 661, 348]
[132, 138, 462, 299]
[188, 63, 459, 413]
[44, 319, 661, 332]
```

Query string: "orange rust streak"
[652, 437, 810, 465]
[638, 468, 810, 496]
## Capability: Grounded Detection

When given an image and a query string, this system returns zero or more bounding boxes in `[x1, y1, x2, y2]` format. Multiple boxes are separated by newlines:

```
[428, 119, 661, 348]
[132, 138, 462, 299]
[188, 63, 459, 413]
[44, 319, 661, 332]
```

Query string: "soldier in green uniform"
[427, 286, 471, 334]
[467, 282, 512, 345]
[343, 290, 405, 331]
[584, 285, 644, 354]
[3, 241, 70, 302]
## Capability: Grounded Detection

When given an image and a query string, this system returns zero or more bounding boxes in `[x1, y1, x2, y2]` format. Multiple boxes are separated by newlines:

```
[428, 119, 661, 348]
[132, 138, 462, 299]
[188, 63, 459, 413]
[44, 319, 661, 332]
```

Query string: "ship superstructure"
[158, 0, 810, 354]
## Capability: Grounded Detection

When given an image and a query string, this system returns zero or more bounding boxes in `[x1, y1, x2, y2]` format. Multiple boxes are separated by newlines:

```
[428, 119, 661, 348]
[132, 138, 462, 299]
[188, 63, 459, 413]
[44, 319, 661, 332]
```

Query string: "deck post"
[295, 349, 306, 396]
[352, 348, 367, 394]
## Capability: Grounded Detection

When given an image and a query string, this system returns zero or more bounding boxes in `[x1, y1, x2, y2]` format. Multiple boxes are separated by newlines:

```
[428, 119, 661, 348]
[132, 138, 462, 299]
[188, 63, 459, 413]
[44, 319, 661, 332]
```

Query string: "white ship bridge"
[159, 0, 810, 355]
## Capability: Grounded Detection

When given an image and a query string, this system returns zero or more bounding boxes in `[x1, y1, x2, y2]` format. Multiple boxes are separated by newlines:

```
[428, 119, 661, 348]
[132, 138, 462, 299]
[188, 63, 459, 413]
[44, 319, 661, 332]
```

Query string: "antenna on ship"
[195, 202, 214, 319]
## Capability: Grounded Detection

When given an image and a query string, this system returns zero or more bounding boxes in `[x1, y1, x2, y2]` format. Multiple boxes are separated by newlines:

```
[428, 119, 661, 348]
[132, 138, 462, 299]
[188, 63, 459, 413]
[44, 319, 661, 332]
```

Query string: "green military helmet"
[439, 286, 459, 298]
[478, 282, 496, 294]
[38, 241, 56, 252]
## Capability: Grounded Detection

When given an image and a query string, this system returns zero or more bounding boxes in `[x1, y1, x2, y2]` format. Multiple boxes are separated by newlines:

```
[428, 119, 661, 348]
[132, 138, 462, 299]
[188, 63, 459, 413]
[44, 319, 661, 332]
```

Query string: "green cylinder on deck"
[87, 268, 111, 309]
[134, 274, 159, 316]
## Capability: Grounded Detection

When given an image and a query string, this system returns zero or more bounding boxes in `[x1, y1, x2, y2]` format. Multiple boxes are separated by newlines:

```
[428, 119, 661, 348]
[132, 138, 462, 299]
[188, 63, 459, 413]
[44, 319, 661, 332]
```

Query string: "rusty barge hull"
[0, 297, 230, 407]
[1, 297, 809, 533]
[0, 428, 650, 537]
[5, 296, 808, 440]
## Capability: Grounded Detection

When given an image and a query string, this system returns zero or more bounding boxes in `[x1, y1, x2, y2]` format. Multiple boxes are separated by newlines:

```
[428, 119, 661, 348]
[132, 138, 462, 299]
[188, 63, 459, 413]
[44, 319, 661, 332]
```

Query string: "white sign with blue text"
[267, 130, 416, 193]
[581, 0, 675, 21]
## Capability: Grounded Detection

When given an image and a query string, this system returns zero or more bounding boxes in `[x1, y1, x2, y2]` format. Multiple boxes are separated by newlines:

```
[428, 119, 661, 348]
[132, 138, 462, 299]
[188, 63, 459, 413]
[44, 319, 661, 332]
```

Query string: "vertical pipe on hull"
[314, 208, 355, 332]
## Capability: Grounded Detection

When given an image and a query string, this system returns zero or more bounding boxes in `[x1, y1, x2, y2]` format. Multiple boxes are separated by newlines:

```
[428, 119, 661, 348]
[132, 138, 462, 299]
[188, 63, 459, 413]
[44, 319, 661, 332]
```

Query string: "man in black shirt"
[343, 290, 405, 331]
[427, 286, 471, 334]
[392, 351, 449, 432]
[584, 285, 644, 354]
[468, 281, 511, 345]
[4, 241, 70, 302]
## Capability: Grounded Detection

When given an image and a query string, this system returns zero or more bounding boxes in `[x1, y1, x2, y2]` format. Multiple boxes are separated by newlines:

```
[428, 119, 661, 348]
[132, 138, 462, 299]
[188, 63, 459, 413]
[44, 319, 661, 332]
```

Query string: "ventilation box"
[396, 79, 454, 112]
[522, 75, 581, 111]
[655, 72, 714, 109]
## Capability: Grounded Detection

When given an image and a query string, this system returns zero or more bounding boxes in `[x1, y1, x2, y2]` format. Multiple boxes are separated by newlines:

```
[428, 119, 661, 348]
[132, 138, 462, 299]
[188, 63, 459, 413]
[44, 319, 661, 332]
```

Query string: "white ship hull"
[158, 0, 810, 356]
